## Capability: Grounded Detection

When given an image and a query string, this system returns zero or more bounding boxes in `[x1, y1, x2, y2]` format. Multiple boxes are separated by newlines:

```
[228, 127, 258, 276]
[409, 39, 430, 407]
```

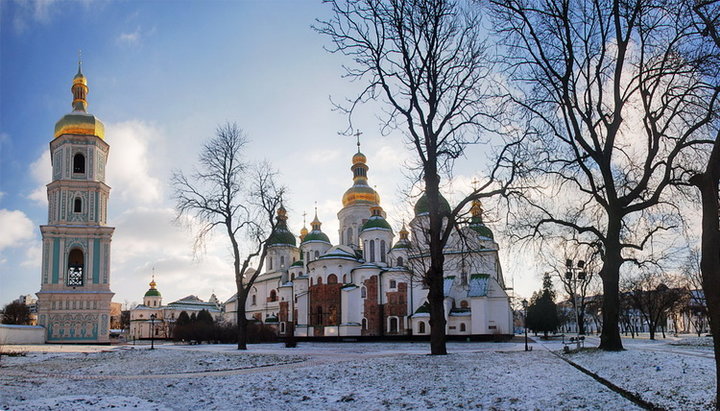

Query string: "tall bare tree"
[687, 1, 720, 405]
[491, 0, 717, 351]
[316, 0, 518, 355]
[172, 123, 285, 350]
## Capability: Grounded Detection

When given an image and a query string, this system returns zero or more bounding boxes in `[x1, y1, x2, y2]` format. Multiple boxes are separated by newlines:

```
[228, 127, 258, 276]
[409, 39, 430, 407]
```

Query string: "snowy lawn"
[566, 346, 715, 410]
[0, 342, 641, 410]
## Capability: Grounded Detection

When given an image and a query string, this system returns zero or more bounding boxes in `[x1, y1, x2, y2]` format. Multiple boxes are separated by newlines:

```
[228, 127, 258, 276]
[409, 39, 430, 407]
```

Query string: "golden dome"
[352, 151, 367, 164]
[54, 62, 105, 140]
[342, 183, 380, 207]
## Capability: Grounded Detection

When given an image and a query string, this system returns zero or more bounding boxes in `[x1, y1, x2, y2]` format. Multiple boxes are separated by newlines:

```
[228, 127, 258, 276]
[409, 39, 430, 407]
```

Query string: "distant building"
[129, 278, 222, 340]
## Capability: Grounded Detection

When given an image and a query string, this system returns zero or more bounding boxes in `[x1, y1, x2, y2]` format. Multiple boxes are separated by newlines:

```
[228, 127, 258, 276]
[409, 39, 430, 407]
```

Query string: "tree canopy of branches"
[526, 273, 559, 338]
[1, 302, 31, 325]
[491, 0, 717, 351]
[316, 0, 518, 355]
[172, 123, 285, 350]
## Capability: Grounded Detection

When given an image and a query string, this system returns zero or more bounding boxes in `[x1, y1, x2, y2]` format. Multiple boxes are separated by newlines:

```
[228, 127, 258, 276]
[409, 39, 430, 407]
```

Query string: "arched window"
[280, 322, 286, 333]
[269, 257, 273, 270]
[342, 274, 347, 283]
[317, 276, 323, 285]
[280, 256, 285, 267]
[251, 295, 256, 305]
[362, 318, 368, 330]
[460, 300, 469, 309]
[314, 250, 320, 259]
[310, 278, 313, 286]
[369, 240, 375, 262]
[291, 273, 295, 281]
[73, 197, 82, 213]
[397, 256, 404, 266]
[418, 321, 426, 334]
[361, 286, 367, 299]
[66, 248, 84, 286]
[389, 317, 398, 333]
[327, 274, 338, 284]
[346, 227, 353, 245]
[316, 306, 323, 324]
[389, 279, 397, 289]
[73, 153, 85, 174]
[460, 323, 467, 332]
[269, 290, 277, 302]
[380, 240, 386, 262]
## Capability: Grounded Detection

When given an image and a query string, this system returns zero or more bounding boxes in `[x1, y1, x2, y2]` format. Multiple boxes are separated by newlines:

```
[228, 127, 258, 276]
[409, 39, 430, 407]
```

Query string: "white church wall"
[0, 324, 45, 344]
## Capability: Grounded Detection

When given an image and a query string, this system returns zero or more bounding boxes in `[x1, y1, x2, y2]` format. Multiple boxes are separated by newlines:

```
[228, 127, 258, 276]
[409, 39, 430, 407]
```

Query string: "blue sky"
[0, 0, 537, 307]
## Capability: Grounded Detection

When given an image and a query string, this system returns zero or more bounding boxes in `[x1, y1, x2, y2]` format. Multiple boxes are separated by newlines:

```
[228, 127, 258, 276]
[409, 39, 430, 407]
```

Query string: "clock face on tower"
[67, 267, 83, 286]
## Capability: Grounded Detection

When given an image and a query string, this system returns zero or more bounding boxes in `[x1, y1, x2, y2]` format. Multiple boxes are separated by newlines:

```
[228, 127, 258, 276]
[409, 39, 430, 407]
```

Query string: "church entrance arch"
[67, 248, 84, 286]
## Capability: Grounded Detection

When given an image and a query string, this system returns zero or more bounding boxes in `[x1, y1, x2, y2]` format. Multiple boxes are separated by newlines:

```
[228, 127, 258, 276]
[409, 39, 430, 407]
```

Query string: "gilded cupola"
[341, 147, 381, 207]
[54, 61, 105, 140]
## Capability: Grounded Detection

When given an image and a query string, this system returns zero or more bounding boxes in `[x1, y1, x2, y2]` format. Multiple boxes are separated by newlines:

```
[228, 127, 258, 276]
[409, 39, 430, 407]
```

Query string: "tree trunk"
[235, 283, 248, 350]
[425, 160, 447, 356]
[691, 154, 720, 408]
[599, 241, 624, 350]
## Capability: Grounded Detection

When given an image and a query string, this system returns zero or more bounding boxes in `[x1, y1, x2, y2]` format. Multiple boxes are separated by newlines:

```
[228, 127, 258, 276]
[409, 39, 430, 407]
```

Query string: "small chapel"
[223, 145, 513, 339]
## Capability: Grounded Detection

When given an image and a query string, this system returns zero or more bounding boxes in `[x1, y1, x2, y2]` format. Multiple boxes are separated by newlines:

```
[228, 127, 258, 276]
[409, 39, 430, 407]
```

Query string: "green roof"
[267, 222, 296, 246]
[414, 301, 430, 314]
[291, 260, 304, 267]
[144, 289, 161, 297]
[470, 217, 494, 239]
[361, 216, 392, 231]
[301, 230, 330, 244]
[392, 240, 411, 249]
[414, 193, 451, 216]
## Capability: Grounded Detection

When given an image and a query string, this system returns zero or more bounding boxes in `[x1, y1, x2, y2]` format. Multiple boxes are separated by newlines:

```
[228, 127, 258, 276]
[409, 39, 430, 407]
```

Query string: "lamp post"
[150, 313, 156, 350]
[565, 259, 587, 350]
[522, 299, 529, 351]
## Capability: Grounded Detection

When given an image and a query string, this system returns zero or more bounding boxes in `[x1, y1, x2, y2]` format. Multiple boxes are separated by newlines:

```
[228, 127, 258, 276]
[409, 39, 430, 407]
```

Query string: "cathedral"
[223, 147, 513, 339]
[36, 64, 115, 343]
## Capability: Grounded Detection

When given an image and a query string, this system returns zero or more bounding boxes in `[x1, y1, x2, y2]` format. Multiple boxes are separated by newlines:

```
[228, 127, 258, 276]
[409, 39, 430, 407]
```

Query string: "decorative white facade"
[224, 147, 513, 339]
[36, 64, 114, 343]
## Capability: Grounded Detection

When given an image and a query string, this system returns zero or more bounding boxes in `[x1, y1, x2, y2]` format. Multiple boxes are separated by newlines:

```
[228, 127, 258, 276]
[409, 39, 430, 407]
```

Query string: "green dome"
[414, 193, 451, 216]
[291, 260, 305, 267]
[144, 288, 161, 297]
[302, 230, 331, 244]
[361, 216, 392, 231]
[392, 241, 411, 249]
[470, 218, 494, 239]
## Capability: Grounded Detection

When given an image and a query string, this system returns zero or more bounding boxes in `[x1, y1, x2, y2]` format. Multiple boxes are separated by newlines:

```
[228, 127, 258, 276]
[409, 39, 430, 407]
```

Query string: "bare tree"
[316, 0, 518, 355]
[688, 2, 720, 406]
[491, 0, 717, 351]
[621, 270, 687, 340]
[539, 242, 601, 335]
[172, 123, 285, 350]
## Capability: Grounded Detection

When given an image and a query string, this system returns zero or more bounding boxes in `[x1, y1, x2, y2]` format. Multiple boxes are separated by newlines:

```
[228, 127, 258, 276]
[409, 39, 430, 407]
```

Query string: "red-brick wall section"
[384, 282, 408, 335]
[363, 276, 380, 336]
[309, 283, 342, 337]
[279, 301, 289, 335]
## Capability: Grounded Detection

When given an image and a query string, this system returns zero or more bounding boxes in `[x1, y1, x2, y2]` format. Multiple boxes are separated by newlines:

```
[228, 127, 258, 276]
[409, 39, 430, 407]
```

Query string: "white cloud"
[0, 209, 35, 251]
[105, 120, 164, 207]
[28, 149, 51, 205]
[117, 26, 142, 46]
[10, 0, 59, 35]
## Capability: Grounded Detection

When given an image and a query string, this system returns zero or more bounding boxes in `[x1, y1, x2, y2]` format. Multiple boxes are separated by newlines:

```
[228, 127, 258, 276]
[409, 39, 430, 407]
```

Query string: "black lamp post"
[522, 299, 529, 351]
[565, 259, 587, 349]
[150, 313, 156, 350]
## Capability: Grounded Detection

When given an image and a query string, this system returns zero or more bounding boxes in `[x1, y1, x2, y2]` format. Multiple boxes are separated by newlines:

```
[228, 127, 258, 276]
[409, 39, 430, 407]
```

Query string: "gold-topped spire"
[54, 59, 105, 139]
[311, 204, 322, 230]
[300, 211, 309, 240]
[471, 199, 484, 218]
[399, 221, 409, 240]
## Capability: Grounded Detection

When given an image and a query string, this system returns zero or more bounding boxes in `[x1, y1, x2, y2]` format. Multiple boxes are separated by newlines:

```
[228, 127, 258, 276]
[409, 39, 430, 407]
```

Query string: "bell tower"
[36, 62, 115, 343]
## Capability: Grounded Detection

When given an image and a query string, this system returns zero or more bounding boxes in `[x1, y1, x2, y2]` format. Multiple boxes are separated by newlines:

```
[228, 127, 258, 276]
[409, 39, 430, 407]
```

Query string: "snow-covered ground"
[0, 337, 715, 410]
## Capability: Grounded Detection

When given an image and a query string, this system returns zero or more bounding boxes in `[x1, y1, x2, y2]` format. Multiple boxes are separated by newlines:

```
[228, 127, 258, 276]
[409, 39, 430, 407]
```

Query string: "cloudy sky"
[0, 0, 541, 308]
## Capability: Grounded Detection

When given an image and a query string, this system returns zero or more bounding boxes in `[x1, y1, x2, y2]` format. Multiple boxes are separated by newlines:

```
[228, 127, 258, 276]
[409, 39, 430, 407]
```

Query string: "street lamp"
[522, 299, 529, 351]
[565, 259, 587, 350]
[150, 313, 156, 350]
